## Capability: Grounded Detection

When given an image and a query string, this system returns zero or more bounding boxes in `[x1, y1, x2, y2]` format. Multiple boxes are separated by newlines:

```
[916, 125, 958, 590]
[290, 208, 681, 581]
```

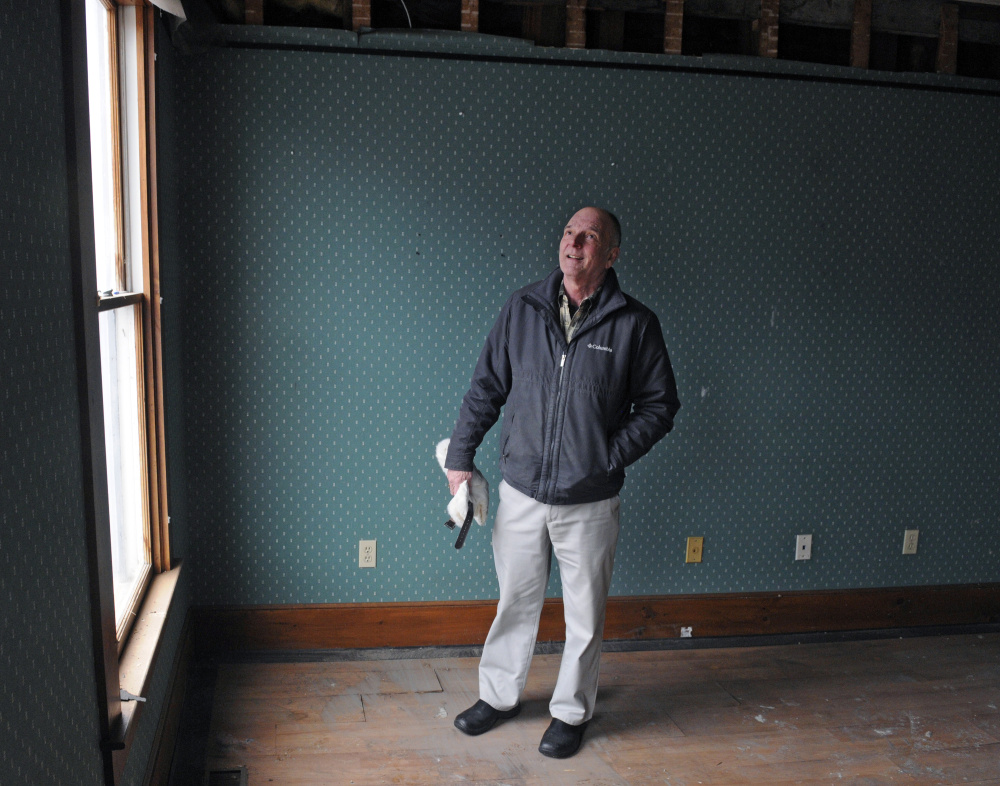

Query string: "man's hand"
[446, 469, 472, 496]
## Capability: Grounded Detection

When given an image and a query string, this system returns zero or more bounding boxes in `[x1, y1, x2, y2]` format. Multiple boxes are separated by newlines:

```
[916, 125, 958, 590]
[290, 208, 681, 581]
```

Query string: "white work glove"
[436, 439, 489, 528]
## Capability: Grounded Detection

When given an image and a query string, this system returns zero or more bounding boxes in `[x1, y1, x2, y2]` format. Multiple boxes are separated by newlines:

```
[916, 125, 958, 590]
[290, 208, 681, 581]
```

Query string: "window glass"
[85, 0, 119, 293]
[98, 305, 149, 634]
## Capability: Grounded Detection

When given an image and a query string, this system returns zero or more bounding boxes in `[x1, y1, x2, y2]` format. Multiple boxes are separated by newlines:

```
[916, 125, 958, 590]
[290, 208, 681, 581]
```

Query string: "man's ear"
[606, 247, 620, 269]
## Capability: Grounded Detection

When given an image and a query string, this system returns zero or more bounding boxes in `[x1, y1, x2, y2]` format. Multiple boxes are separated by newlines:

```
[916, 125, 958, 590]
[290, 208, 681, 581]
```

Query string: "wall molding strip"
[193, 583, 1000, 655]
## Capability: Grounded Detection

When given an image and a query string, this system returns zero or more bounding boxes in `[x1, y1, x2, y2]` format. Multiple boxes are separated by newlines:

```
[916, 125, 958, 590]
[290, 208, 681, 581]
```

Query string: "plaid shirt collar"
[558, 281, 602, 344]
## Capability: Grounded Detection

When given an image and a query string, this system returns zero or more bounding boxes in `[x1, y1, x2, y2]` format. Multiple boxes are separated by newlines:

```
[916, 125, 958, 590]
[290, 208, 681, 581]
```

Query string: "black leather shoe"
[538, 718, 588, 758]
[454, 699, 521, 736]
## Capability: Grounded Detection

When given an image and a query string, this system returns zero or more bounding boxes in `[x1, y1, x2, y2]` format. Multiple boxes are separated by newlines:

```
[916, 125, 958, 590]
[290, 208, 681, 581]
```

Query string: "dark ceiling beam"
[500, 0, 1000, 44]
[195, 0, 1000, 45]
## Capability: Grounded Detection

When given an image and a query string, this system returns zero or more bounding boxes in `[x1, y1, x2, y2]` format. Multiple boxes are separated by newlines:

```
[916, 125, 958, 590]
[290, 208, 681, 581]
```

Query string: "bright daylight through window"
[85, 0, 151, 644]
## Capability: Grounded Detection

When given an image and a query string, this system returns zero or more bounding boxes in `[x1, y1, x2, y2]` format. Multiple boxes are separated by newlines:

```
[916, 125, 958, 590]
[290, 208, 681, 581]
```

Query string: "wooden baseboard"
[193, 583, 1000, 655]
[145, 611, 193, 786]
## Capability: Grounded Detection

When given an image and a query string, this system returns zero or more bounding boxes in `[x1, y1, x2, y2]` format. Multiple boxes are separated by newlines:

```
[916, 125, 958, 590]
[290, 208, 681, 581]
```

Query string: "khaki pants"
[479, 481, 621, 725]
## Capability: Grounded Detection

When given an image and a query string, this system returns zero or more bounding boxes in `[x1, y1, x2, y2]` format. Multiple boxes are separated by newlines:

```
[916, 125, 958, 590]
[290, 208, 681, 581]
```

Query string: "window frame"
[64, 0, 175, 782]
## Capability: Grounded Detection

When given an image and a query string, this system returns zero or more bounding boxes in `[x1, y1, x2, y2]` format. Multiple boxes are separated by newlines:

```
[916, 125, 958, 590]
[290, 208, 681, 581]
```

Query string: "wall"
[167, 25, 1000, 606]
[0, 4, 107, 782]
[0, 5, 190, 784]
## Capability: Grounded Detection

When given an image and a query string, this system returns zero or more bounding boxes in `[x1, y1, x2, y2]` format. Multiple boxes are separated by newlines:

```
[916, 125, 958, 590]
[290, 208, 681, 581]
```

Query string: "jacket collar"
[522, 267, 628, 342]
[525, 267, 626, 318]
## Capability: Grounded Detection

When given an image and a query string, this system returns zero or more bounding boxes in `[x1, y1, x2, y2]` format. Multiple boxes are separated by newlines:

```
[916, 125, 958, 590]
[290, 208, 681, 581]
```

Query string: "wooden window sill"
[113, 561, 183, 777]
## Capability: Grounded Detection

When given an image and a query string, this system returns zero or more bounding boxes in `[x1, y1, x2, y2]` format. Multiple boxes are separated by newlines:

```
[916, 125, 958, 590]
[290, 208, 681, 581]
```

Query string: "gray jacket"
[446, 267, 680, 505]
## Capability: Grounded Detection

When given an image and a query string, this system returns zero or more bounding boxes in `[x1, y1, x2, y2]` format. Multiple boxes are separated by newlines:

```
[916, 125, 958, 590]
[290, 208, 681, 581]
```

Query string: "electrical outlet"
[359, 539, 377, 568]
[795, 534, 812, 561]
[902, 529, 919, 555]
[685, 537, 703, 563]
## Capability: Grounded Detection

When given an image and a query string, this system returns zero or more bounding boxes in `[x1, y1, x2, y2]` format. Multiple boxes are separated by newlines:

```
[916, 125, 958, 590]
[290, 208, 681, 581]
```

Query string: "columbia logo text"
[587, 343, 613, 353]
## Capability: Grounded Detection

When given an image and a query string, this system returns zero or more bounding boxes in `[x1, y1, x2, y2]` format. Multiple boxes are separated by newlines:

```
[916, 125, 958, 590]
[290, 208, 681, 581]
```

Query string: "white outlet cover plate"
[359, 539, 377, 567]
[795, 534, 812, 560]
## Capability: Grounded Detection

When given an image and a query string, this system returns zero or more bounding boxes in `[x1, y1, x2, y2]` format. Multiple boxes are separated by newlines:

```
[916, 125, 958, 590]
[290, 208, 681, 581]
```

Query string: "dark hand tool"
[443, 500, 475, 549]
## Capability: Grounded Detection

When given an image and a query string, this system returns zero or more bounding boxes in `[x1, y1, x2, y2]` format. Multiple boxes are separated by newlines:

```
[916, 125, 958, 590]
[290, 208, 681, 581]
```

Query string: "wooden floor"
[174, 632, 1000, 785]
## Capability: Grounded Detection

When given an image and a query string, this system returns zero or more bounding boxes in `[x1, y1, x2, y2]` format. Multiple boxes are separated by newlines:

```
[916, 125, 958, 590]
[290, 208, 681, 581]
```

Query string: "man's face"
[559, 208, 619, 292]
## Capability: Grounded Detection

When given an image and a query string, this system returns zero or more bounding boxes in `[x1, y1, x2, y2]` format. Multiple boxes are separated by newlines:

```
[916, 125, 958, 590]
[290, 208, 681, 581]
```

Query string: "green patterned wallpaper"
[1, 4, 117, 784]
[168, 26, 1000, 605]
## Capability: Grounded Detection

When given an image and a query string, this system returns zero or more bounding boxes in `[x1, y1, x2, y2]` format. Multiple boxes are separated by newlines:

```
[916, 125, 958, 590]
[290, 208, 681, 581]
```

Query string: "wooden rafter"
[850, 0, 872, 68]
[936, 2, 959, 74]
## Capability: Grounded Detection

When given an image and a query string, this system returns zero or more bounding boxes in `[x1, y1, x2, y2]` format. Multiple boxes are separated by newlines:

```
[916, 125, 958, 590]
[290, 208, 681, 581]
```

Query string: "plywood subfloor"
[174, 633, 1000, 784]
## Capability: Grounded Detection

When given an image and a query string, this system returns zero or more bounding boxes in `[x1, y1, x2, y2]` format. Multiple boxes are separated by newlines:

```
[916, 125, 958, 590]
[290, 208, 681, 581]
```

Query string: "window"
[86, 0, 156, 647]
[69, 0, 175, 781]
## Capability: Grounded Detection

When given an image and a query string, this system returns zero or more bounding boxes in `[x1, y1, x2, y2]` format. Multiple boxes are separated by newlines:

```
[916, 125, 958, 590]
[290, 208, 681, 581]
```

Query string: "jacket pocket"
[500, 412, 514, 467]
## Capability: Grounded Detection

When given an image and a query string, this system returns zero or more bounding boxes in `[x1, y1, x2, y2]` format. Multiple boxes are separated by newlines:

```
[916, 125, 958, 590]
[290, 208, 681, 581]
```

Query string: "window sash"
[98, 302, 152, 641]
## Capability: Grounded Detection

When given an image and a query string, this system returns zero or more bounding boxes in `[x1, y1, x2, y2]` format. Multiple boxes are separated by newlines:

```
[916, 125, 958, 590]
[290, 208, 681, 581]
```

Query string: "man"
[445, 206, 680, 758]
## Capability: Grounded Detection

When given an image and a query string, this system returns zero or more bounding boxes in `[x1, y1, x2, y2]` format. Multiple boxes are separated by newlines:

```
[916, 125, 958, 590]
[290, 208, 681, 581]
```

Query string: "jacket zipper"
[524, 283, 627, 502]
[541, 350, 569, 501]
